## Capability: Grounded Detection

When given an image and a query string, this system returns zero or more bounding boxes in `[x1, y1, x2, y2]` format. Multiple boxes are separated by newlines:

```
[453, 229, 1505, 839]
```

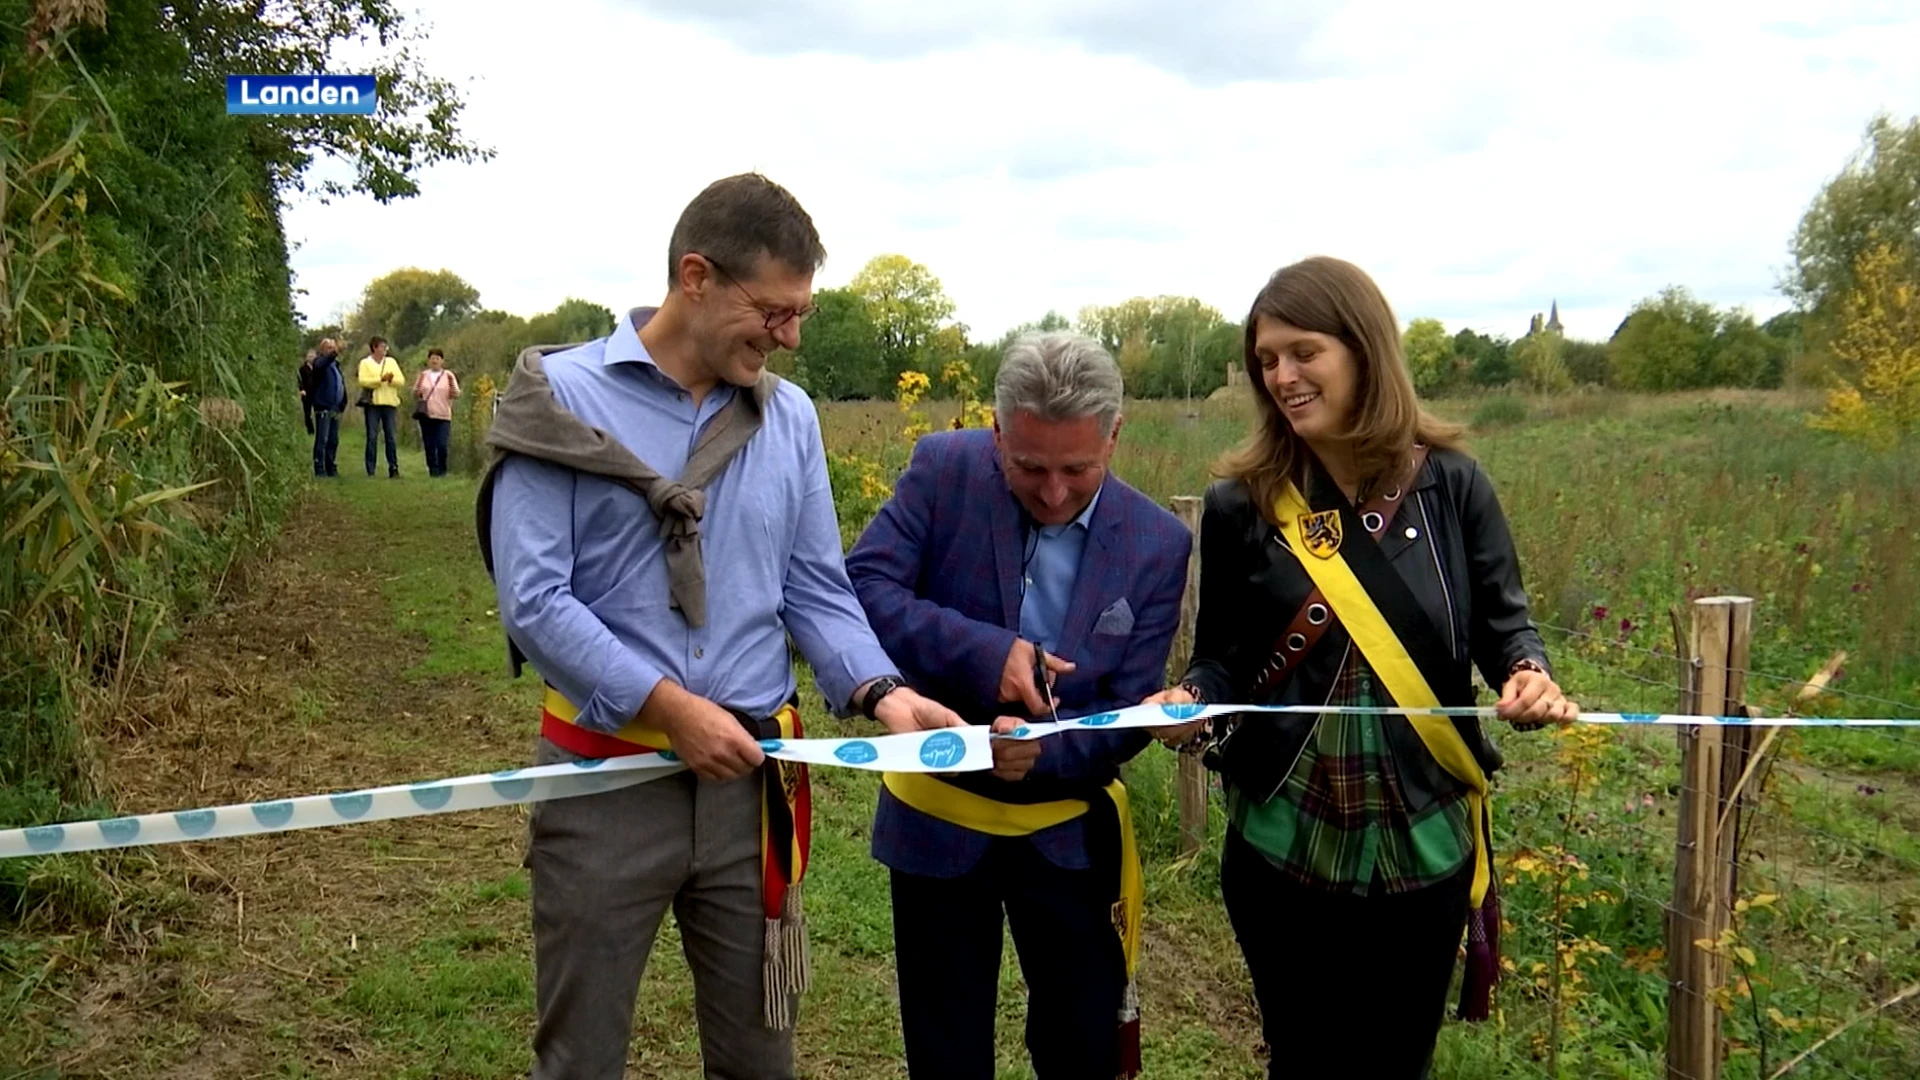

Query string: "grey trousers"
[526, 738, 795, 1080]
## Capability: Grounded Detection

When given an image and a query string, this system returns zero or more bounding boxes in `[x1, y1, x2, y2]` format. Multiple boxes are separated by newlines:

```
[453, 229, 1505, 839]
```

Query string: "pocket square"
[1094, 598, 1135, 637]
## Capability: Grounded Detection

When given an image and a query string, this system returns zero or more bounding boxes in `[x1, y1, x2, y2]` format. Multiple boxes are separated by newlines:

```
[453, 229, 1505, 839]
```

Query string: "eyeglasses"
[698, 254, 816, 330]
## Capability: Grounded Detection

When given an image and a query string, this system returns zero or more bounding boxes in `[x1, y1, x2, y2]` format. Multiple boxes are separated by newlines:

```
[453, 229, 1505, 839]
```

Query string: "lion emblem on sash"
[1299, 510, 1342, 559]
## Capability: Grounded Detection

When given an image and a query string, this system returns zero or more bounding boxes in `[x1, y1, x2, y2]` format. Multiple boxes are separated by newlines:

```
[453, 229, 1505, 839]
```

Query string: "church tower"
[1546, 300, 1563, 334]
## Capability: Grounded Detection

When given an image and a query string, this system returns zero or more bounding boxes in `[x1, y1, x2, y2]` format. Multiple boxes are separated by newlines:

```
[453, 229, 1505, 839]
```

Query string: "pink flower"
[1592, 605, 1609, 621]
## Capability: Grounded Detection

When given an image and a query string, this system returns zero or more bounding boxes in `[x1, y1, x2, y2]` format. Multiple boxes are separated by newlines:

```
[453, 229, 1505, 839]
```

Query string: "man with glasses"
[845, 332, 1191, 1079]
[480, 172, 964, 1080]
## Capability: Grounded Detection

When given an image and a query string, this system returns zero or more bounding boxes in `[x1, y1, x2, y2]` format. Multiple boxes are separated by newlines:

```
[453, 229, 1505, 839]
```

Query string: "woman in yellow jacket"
[357, 336, 406, 478]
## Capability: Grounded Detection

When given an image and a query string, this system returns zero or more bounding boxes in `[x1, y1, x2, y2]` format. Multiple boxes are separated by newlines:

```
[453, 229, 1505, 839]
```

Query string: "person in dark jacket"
[1146, 256, 1575, 1080]
[306, 339, 348, 477]
[297, 348, 317, 434]
[845, 332, 1191, 1080]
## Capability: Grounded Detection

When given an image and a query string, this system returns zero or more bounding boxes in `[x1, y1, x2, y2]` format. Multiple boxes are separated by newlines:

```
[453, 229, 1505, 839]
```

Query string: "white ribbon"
[5, 704, 1912, 859]
[0, 726, 989, 859]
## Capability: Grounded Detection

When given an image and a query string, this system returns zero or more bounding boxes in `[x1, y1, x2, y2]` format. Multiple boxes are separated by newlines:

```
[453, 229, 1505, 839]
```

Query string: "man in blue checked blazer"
[846, 331, 1190, 1080]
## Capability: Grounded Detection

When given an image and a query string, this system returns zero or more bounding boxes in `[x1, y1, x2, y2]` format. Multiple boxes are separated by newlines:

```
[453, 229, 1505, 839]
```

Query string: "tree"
[1789, 114, 1920, 327]
[1809, 243, 1920, 448]
[848, 255, 956, 381]
[1608, 287, 1719, 391]
[438, 310, 532, 376]
[1512, 331, 1572, 392]
[1708, 311, 1787, 389]
[792, 288, 886, 400]
[525, 298, 615, 346]
[1077, 298, 1155, 358]
[1455, 329, 1515, 387]
[1402, 318, 1453, 395]
[350, 268, 481, 352]
[1117, 331, 1153, 393]
[1079, 296, 1231, 397]
[1561, 339, 1611, 386]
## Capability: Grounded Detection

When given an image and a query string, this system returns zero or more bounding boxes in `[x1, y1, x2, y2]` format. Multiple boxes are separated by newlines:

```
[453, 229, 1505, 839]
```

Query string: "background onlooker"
[411, 347, 461, 478]
[357, 336, 405, 478]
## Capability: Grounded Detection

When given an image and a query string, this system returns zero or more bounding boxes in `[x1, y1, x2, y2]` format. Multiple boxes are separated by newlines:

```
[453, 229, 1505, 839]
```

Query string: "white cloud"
[282, 0, 1920, 347]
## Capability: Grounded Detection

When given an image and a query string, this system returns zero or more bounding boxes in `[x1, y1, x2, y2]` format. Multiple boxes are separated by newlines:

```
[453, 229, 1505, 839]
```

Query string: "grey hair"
[993, 331, 1125, 433]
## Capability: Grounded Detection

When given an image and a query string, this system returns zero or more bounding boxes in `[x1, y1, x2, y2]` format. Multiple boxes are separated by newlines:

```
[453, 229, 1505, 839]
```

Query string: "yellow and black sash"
[883, 770, 1146, 1077]
[1272, 478, 1494, 908]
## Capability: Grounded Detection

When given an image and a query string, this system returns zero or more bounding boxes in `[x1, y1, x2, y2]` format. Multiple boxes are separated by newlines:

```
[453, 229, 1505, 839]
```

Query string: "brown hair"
[1215, 256, 1462, 518]
[667, 173, 826, 287]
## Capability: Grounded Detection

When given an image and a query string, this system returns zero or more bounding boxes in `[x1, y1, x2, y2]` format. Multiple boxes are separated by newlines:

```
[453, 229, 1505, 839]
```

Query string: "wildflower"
[1592, 605, 1609, 622]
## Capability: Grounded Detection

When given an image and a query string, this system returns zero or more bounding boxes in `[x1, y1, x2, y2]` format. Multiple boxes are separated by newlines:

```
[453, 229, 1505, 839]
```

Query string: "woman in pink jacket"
[412, 348, 462, 477]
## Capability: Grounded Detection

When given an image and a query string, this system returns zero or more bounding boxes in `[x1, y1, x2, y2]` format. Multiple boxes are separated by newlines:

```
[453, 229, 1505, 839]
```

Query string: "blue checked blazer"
[846, 428, 1191, 877]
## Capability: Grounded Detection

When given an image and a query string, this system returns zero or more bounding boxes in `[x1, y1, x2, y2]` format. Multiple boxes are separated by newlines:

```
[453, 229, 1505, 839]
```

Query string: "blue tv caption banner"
[226, 75, 377, 115]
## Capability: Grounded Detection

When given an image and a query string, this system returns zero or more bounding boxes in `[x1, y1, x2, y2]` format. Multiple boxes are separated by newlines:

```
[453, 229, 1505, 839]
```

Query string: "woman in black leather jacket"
[1148, 256, 1576, 1079]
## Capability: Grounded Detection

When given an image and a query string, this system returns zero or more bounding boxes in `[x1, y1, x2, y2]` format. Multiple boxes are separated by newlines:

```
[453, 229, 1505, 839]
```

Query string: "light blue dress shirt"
[489, 308, 897, 732]
[1017, 486, 1102, 655]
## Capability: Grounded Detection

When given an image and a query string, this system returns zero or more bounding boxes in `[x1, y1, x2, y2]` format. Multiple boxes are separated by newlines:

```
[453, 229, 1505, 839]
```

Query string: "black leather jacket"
[1179, 447, 1550, 806]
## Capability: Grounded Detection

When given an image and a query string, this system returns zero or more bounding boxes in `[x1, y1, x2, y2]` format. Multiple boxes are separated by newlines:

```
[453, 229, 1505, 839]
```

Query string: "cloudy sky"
[283, 0, 1920, 344]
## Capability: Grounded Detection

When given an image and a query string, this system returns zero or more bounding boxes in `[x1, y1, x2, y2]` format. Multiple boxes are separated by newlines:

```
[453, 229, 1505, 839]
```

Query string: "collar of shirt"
[601, 306, 739, 408]
[1034, 482, 1104, 538]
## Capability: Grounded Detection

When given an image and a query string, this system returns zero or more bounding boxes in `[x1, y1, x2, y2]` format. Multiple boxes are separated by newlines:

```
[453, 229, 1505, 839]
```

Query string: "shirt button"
[694, 647, 704, 659]
[1404, 527, 1419, 540]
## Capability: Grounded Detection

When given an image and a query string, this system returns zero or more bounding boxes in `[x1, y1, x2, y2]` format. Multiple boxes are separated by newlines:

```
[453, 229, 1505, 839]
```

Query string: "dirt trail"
[12, 486, 534, 1079]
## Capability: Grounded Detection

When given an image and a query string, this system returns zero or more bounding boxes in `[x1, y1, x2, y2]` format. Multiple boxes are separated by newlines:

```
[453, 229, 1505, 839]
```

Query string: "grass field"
[1, 389, 1916, 1078]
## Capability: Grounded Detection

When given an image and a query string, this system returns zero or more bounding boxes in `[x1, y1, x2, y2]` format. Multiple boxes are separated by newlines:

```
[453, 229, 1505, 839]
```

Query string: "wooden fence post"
[1666, 595, 1755, 1080]
[1168, 496, 1207, 858]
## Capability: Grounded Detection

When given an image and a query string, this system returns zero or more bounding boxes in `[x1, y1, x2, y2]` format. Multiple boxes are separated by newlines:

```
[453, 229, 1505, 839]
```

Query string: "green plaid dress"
[1228, 650, 1474, 895]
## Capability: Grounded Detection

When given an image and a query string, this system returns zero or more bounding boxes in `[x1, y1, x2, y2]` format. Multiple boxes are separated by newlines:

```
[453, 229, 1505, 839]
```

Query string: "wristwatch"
[858, 675, 906, 720]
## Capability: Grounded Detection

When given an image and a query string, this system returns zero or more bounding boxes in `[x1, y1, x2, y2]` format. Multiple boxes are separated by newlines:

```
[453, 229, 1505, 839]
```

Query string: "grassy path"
[0, 475, 1265, 1079]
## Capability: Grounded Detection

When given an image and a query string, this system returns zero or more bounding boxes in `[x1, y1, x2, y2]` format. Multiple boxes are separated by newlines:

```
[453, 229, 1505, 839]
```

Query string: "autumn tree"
[1809, 243, 1920, 448]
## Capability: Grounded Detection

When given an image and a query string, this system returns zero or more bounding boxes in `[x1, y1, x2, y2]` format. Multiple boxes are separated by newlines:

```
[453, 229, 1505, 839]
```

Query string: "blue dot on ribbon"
[657, 750, 679, 763]
[1621, 713, 1659, 723]
[1080, 712, 1121, 727]
[409, 783, 452, 810]
[759, 739, 784, 753]
[491, 769, 535, 800]
[330, 793, 374, 820]
[572, 758, 606, 769]
[1158, 703, 1205, 720]
[834, 740, 879, 765]
[919, 730, 967, 769]
[251, 801, 294, 829]
[24, 825, 64, 852]
[174, 809, 217, 837]
[99, 818, 142, 845]
[1012, 726, 1032, 738]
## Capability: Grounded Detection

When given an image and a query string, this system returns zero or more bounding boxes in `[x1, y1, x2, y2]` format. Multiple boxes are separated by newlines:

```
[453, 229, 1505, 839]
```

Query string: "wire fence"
[1464, 621, 1920, 1079]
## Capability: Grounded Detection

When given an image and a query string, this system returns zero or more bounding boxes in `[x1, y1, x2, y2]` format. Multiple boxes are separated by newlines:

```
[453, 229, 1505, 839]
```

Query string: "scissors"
[1032, 642, 1061, 725]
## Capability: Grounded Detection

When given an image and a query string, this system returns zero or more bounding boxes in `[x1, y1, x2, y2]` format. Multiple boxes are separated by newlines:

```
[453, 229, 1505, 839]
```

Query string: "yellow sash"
[882, 771, 1144, 980]
[1275, 482, 1494, 908]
